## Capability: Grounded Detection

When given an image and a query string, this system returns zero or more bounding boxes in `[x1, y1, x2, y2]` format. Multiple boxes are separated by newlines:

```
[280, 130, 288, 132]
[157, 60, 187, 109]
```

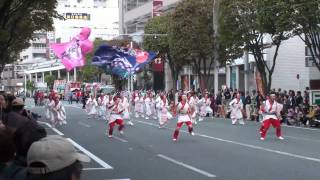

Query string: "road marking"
[105, 133, 128, 143]
[82, 168, 109, 171]
[66, 138, 113, 169]
[285, 135, 320, 143]
[113, 136, 128, 143]
[38, 121, 65, 136]
[107, 179, 131, 180]
[134, 120, 320, 163]
[283, 125, 320, 131]
[157, 154, 216, 178]
[78, 121, 91, 128]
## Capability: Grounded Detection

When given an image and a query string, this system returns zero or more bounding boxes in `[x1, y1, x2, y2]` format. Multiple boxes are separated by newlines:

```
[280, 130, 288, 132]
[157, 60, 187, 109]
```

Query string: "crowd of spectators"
[0, 93, 89, 180]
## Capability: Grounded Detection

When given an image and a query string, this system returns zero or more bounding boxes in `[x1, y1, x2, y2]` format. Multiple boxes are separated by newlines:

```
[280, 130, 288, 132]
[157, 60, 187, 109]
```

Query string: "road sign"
[310, 90, 320, 106]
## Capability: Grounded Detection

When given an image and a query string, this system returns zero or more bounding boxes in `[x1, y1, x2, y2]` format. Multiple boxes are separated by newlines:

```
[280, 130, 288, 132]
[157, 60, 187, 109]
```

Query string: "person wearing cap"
[173, 94, 194, 141]
[26, 135, 90, 180]
[107, 96, 125, 138]
[85, 94, 98, 119]
[229, 93, 245, 125]
[198, 92, 212, 122]
[259, 93, 284, 140]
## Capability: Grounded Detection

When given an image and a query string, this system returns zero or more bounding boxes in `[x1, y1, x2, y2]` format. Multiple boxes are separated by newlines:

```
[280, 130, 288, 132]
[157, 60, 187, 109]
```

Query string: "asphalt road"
[27, 100, 320, 180]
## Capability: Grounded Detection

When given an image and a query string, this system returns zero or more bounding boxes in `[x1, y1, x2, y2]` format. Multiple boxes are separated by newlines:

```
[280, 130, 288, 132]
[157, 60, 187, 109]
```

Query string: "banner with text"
[152, 0, 163, 17]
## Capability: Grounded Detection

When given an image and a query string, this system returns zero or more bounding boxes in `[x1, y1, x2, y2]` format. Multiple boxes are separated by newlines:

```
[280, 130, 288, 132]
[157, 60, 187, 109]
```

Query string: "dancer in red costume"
[172, 94, 194, 141]
[107, 96, 125, 138]
[259, 93, 284, 140]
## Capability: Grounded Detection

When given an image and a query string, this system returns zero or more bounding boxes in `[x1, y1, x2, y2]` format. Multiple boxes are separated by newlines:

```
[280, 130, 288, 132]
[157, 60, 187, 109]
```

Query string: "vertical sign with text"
[152, 0, 163, 17]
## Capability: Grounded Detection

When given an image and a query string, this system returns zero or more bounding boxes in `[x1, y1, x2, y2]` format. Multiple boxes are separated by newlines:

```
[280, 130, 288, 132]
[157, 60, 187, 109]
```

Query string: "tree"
[0, 0, 60, 76]
[291, 0, 320, 71]
[44, 74, 55, 90]
[220, 0, 295, 93]
[143, 15, 181, 90]
[26, 80, 35, 96]
[170, 0, 217, 90]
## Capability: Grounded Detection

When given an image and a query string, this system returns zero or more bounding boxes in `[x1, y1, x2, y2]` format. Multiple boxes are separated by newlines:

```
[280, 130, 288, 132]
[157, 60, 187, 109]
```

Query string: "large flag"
[50, 27, 93, 71]
[91, 44, 157, 78]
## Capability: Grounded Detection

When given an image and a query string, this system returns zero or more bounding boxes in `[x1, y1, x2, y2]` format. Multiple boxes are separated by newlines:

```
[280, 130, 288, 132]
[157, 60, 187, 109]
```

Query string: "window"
[305, 46, 317, 67]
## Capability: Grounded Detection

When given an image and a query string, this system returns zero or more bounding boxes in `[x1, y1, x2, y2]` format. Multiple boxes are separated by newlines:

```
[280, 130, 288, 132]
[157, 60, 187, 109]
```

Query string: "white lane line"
[66, 138, 113, 169]
[285, 135, 320, 143]
[82, 168, 109, 171]
[107, 179, 131, 180]
[113, 136, 128, 143]
[78, 121, 91, 128]
[38, 121, 65, 136]
[134, 120, 320, 163]
[157, 154, 216, 178]
[283, 125, 320, 131]
[105, 133, 128, 143]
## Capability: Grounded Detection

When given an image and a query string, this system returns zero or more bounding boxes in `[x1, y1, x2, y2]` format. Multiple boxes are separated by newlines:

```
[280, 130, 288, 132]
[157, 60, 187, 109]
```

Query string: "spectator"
[295, 91, 303, 109]
[244, 91, 252, 121]
[0, 94, 7, 128]
[0, 129, 16, 176]
[3, 121, 46, 180]
[27, 135, 90, 180]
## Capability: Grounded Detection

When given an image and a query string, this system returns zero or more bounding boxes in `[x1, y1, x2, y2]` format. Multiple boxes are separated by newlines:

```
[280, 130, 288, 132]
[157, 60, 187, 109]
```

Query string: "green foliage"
[220, 0, 295, 93]
[44, 74, 55, 90]
[26, 80, 35, 91]
[0, 0, 60, 73]
[290, 0, 320, 71]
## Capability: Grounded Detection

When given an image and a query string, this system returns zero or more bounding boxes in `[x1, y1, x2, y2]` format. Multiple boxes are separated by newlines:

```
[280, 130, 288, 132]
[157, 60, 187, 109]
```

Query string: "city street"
[27, 100, 320, 180]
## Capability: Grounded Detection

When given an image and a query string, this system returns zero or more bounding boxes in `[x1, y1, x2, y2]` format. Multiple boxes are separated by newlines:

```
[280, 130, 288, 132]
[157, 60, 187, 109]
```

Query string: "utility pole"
[213, 0, 221, 95]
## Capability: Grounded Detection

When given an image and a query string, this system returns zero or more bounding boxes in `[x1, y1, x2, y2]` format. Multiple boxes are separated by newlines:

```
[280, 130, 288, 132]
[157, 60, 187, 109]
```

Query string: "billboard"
[152, 0, 163, 17]
[64, 13, 91, 20]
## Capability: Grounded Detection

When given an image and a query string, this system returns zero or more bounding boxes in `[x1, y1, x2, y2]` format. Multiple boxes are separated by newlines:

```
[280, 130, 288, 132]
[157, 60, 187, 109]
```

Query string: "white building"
[121, 0, 320, 92]
[55, 0, 119, 42]
[1, 0, 120, 92]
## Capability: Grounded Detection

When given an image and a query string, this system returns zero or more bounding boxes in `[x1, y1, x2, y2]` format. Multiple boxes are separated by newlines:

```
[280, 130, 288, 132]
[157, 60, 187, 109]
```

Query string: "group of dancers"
[83, 90, 284, 141]
[44, 90, 284, 141]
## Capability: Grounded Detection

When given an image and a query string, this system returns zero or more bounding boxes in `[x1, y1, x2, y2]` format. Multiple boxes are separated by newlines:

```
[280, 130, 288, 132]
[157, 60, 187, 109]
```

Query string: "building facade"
[1, 0, 120, 93]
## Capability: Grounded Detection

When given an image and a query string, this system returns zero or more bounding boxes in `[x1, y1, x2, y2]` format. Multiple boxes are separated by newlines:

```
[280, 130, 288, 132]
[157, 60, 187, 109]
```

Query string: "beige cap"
[27, 135, 90, 174]
[12, 98, 24, 106]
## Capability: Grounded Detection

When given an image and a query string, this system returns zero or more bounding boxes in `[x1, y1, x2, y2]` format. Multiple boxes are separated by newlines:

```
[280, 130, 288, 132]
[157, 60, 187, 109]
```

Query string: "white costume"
[157, 98, 172, 127]
[51, 100, 66, 126]
[145, 96, 153, 119]
[122, 96, 134, 125]
[109, 101, 124, 123]
[229, 98, 244, 125]
[134, 96, 144, 118]
[176, 102, 192, 123]
[44, 98, 52, 121]
[86, 97, 98, 118]
[198, 97, 212, 121]
[97, 96, 107, 120]
[106, 97, 114, 121]
[188, 96, 198, 124]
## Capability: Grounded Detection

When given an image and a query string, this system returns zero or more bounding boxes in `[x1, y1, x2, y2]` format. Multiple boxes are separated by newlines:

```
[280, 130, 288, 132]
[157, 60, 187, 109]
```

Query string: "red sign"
[152, 56, 164, 72]
[152, 0, 163, 17]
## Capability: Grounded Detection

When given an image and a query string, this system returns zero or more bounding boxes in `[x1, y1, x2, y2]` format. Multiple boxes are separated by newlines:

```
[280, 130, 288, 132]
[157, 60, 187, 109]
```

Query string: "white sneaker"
[278, 136, 284, 140]
[190, 132, 195, 136]
[108, 135, 113, 138]
[172, 138, 177, 142]
[260, 137, 265, 141]
[128, 121, 134, 126]
[119, 130, 124, 135]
